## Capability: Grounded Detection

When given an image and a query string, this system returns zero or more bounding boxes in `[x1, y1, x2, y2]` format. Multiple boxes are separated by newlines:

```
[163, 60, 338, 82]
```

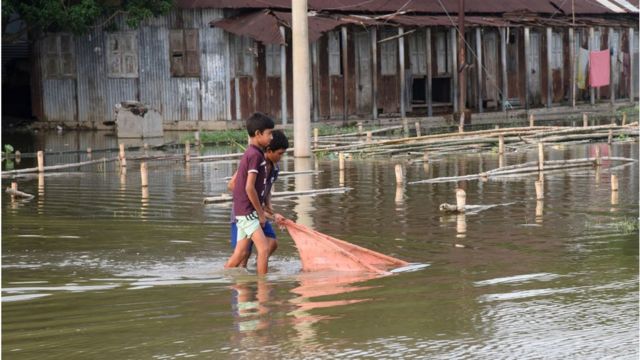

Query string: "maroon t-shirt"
[232, 144, 268, 217]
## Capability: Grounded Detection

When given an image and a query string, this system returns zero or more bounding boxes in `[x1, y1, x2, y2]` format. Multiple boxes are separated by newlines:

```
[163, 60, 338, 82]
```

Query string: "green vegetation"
[3, 0, 173, 41]
[615, 104, 639, 119]
[614, 218, 639, 234]
[182, 124, 368, 146]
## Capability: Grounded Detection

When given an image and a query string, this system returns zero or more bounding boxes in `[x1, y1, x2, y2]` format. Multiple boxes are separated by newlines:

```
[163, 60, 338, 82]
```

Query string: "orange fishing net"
[283, 219, 408, 274]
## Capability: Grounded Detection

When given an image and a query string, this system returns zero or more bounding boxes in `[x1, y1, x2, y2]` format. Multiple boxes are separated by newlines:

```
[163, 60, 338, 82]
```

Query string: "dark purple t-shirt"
[232, 144, 268, 217]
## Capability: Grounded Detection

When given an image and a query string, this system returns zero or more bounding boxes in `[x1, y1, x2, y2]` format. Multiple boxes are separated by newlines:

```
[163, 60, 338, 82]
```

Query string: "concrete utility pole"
[292, 0, 311, 157]
[458, 0, 466, 115]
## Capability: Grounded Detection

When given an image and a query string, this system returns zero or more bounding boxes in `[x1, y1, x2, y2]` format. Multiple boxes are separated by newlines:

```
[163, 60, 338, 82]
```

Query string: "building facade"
[29, 0, 639, 128]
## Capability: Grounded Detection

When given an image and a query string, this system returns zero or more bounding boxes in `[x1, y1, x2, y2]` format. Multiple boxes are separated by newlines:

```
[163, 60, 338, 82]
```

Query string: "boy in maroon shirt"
[224, 112, 275, 275]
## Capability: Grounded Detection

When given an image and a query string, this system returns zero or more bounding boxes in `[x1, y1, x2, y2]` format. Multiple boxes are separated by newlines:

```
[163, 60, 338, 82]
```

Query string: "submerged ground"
[2, 130, 638, 359]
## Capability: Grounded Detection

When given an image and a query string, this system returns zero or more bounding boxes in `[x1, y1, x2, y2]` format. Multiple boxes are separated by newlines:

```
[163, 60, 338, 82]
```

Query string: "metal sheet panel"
[201, 8, 228, 121]
[139, 25, 168, 115]
[75, 29, 108, 124]
[177, 0, 620, 14]
[42, 79, 77, 122]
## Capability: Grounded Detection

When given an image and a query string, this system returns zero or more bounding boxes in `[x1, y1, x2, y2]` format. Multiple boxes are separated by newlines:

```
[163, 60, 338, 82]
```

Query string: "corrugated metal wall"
[40, 8, 228, 124]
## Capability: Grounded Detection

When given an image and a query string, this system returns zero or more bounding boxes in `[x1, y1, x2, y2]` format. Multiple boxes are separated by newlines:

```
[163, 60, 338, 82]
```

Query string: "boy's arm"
[245, 172, 266, 225]
[227, 171, 238, 192]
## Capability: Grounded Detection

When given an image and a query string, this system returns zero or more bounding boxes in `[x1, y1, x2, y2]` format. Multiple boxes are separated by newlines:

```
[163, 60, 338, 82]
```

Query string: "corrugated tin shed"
[178, 0, 638, 14]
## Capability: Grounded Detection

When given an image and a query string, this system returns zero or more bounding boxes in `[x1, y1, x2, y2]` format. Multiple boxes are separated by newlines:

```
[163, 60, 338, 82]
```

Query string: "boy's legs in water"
[225, 237, 252, 268]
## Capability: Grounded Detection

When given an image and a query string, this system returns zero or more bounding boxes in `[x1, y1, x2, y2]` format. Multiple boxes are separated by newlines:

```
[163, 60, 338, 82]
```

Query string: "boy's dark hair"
[267, 130, 289, 152]
[246, 112, 275, 137]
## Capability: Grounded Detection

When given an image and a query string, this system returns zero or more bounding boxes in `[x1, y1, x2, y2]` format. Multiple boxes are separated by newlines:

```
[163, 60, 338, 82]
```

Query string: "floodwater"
[2, 131, 638, 359]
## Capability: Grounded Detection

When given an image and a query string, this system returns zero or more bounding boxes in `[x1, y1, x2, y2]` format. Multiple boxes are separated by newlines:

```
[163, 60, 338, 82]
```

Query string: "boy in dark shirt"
[227, 130, 289, 267]
[224, 112, 275, 275]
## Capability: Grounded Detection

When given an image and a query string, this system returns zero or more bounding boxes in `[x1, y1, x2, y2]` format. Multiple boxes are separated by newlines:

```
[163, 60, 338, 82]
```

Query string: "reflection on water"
[1, 133, 638, 359]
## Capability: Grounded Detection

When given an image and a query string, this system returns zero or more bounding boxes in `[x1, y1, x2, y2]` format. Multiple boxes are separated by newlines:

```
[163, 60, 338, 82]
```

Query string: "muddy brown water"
[2, 131, 638, 359]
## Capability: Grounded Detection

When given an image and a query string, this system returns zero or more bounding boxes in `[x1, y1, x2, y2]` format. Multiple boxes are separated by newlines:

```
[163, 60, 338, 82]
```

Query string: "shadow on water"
[1, 129, 638, 359]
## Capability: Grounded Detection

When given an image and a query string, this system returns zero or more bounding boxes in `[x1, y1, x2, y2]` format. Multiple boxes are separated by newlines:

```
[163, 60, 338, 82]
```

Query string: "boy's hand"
[274, 213, 286, 230]
[258, 212, 267, 227]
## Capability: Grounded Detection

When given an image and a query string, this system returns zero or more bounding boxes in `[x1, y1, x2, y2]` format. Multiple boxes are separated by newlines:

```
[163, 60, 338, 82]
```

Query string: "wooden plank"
[203, 187, 353, 204]
[225, 32, 232, 120]
[371, 29, 378, 121]
[426, 27, 433, 116]
[569, 28, 576, 108]
[546, 27, 553, 108]
[341, 26, 348, 124]
[500, 27, 508, 111]
[255, 42, 267, 113]
[280, 26, 287, 125]
[347, 27, 357, 116]
[318, 35, 330, 117]
[476, 28, 483, 113]
[450, 27, 458, 113]
[355, 30, 371, 115]
[589, 27, 595, 105]
[630, 27, 635, 101]
[399, 27, 406, 119]
[609, 28, 615, 105]
[312, 41, 319, 122]
[238, 76, 254, 120]
[524, 27, 530, 110]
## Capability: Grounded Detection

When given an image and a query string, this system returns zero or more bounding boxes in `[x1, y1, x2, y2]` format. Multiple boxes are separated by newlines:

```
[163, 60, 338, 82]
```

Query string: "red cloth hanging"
[589, 49, 610, 88]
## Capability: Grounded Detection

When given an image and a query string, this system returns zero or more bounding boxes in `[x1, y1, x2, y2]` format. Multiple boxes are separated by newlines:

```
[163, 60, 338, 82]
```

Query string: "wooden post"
[456, 188, 466, 212]
[371, 29, 378, 122]
[569, 27, 576, 108]
[194, 130, 200, 147]
[38, 173, 45, 196]
[366, 131, 372, 143]
[426, 28, 433, 117]
[119, 144, 126, 167]
[583, 113, 588, 127]
[399, 27, 406, 122]
[456, 214, 467, 238]
[595, 146, 601, 166]
[143, 143, 149, 150]
[451, 27, 458, 113]
[535, 200, 544, 222]
[14, 150, 21, 164]
[37, 150, 44, 173]
[500, 27, 508, 111]
[341, 25, 348, 126]
[529, 113, 535, 127]
[476, 27, 483, 113]
[415, 122, 421, 137]
[395, 164, 404, 184]
[338, 152, 345, 170]
[622, 112, 627, 125]
[280, 25, 287, 126]
[589, 27, 595, 105]
[313, 128, 318, 148]
[538, 142, 544, 171]
[498, 134, 504, 154]
[358, 122, 363, 135]
[546, 27, 553, 109]
[395, 184, 404, 205]
[11, 181, 18, 192]
[86, 147, 92, 156]
[535, 180, 544, 200]
[292, 2, 312, 159]
[140, 162, 148, 188]
[608, 129, 613, 144]
[499, 153, 504, 168]
[611, 174, 618, 192]
[423, 150, 429, 162]
[185, 141, 190, 162]
[629, 28, 635, 101]
[524, 27, 531, 110]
